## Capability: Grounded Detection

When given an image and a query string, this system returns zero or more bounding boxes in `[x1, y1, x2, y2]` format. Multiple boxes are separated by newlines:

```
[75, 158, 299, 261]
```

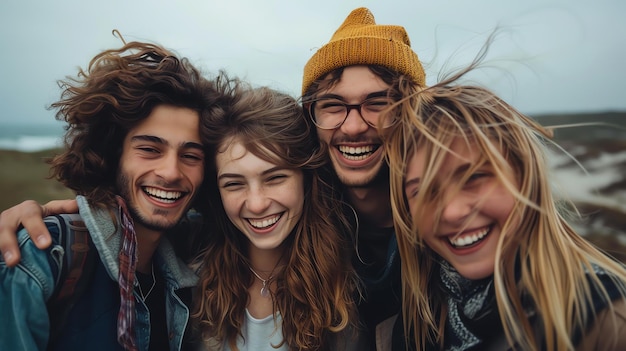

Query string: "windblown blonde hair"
[384, 69, 626, 350]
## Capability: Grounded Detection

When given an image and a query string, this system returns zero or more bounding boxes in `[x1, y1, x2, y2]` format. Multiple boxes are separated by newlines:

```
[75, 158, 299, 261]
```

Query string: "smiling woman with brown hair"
[192, 83, 362, 350]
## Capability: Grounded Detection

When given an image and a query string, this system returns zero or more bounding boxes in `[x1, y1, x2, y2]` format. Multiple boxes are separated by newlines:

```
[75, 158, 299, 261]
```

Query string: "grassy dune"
[0, 148, 74, 210]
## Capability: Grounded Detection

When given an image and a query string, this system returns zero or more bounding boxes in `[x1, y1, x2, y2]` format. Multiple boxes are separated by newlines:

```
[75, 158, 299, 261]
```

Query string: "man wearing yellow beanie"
[302, 7, 425, 350]
[0, 6, 421, 350]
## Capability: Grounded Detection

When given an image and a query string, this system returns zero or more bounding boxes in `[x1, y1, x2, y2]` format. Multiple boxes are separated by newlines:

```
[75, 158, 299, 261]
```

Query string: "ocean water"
[0, 123, 65, 152]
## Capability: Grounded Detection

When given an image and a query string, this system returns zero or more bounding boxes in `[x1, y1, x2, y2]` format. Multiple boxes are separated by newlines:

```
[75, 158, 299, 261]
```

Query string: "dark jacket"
[382, 266, 626, 351]
[352, 221, 402, 351]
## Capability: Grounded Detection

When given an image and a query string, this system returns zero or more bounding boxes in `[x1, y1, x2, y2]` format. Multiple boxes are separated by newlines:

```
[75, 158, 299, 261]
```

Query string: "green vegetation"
[0, 148, 74, 210]
[534, 111, 626, 142]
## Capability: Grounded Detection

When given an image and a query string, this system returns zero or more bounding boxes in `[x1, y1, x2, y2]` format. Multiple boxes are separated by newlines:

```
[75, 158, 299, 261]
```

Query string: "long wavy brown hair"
[192, 83, 360, 350]
[385, 64, 626, 350]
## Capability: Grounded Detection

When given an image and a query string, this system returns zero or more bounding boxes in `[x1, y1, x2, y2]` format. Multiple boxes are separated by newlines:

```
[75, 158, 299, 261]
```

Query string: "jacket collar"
[75, 195, 198, 289]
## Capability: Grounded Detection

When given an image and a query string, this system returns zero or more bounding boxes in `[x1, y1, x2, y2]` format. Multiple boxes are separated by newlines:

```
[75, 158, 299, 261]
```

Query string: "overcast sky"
[1, 0, 625, 127]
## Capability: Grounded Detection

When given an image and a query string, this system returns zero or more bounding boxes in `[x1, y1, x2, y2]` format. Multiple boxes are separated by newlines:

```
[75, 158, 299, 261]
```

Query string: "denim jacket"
[0, 195, 198, 351]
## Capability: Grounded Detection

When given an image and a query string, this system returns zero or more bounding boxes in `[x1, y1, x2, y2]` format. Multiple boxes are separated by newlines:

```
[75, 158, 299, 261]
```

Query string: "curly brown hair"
[48, 41, 228, 216]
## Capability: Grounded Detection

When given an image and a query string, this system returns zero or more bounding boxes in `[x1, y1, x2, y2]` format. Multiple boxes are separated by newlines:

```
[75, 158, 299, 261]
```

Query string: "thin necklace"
[248, 251, 286, 298]
[136, 263, 156, 302]
[249, 266, 273, 298]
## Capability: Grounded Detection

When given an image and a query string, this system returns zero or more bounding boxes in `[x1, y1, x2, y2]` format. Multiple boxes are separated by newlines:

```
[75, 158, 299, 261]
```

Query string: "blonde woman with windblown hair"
[384, 67, 626, 350]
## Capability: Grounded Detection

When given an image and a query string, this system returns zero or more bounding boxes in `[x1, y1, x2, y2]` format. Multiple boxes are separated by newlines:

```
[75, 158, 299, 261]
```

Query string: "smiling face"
[315, 65, 392, 187]
[404, 137, 518, 280]
[116, 104, 204, 233]
[216, 137, 305, 253]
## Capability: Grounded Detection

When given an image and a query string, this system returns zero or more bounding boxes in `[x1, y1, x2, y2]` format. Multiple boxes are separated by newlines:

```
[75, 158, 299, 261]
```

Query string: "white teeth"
[338, 145, 374, 154]
[144, 187, 182, 203]
[449, 227, 490, 248]
[249, 214, 281, 229]
[338, 145, 375, 160]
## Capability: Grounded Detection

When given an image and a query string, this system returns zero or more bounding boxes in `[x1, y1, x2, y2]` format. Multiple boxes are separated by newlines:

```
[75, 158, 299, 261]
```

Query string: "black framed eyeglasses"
[308, 96, 397, 130]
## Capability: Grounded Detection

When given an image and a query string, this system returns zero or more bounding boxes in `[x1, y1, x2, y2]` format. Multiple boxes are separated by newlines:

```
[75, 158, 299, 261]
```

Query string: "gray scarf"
[439, 260, 494, 351]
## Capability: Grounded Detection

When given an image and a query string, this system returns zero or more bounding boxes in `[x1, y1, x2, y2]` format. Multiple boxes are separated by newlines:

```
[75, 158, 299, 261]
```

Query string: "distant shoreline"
[1, 111, 624, 152]
[0, 122, 65, 152]
[0, 135, 63, 152]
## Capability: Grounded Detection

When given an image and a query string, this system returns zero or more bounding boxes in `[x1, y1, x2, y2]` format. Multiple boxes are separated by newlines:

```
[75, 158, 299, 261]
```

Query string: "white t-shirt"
[223, 310, 288, 351]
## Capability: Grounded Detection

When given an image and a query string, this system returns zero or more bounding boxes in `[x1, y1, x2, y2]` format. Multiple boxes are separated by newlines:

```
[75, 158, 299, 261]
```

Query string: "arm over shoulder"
[0, 221, 64, 350]
[577, 298, 626, 351]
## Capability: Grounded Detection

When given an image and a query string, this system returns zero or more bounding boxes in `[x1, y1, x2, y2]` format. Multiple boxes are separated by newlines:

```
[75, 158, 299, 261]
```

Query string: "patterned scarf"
[438, 260, 494, 351]
[116, 196, 138, 351]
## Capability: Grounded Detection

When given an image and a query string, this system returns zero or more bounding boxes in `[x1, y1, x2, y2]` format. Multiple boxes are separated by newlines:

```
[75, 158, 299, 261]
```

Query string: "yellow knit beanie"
[302, 7, 425, 95]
